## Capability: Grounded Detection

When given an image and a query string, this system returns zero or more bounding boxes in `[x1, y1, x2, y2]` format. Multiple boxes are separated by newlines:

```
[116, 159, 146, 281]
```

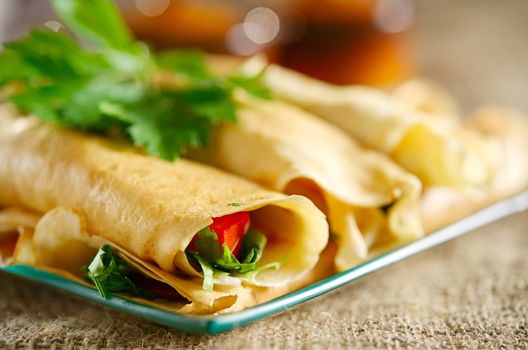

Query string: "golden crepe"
[387, 79, 528, 230]
[421, 105, 528, 231]
[191, 96, 423, 271]
[0, 104, 329, 314]
[259, 63, 501, 189]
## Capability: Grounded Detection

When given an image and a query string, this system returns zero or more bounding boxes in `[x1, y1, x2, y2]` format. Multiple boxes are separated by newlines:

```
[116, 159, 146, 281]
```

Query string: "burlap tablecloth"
[1, 0, 527, 348]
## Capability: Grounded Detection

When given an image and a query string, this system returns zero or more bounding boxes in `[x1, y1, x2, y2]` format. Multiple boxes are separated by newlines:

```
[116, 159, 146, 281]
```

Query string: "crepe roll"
[421, 105, 528, 232]
[193, 97, 423, 271]
[0, 104, 328, 313]
[259, 64, 500, 189]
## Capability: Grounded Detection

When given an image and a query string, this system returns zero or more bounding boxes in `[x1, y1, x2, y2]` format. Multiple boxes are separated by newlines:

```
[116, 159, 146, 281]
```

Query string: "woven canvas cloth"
[1, 0, 527, 348]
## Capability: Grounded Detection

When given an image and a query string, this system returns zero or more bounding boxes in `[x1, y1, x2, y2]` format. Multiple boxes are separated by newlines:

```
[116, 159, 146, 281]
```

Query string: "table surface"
[1, 0, 528, 348]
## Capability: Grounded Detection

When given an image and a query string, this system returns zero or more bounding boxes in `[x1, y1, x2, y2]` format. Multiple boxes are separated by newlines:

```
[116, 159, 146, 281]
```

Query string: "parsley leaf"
[0, 50, 37, 86]
[157, 49, 215, 85]
[52, 0, 150, 75]
[52, 0, 133, 50]
[186, 252, 215, 292]
[86, 245, 144, 299]
[0, 0, 270, 160]
[228, 72, 273, 100]
[4, 29, 111, 79]
[241, 228, 267, 264]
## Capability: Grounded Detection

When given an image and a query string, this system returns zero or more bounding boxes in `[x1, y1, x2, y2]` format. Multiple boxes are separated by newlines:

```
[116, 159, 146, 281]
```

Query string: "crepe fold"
[420, 105, 528, 232]
[260, 64, 501, 189]
[387, 79, 528, 230]
[0, 105, 328, 313]
[192, 97, 423, 271]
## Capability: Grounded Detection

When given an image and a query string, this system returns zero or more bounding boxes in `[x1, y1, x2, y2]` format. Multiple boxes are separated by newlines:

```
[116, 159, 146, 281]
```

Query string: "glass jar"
[123, 0, 415, 86]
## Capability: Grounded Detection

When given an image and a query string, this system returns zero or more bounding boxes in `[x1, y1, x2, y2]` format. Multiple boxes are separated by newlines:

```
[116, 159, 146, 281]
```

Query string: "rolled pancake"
[420, 106, 528, 232]
[0, 105, 328, 312]
[260, 64, 500, 188]
[390, 80, 528, 230]
[193, 97, 423, 271]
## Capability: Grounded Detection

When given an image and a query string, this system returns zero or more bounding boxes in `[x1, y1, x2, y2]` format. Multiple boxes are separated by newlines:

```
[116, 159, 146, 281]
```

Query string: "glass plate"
[2, 191, 527, 334]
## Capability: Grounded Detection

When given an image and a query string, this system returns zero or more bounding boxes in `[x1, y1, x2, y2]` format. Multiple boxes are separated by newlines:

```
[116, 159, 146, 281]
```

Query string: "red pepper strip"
[188, 212, 251, 258]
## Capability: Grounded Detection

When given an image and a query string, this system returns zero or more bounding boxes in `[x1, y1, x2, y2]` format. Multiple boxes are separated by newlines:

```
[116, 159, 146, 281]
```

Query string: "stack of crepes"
[1, 55, 527, 315]
[238, 59, 527, 232]
[0, 90, 424, 312]
[0, 0, 422, 315]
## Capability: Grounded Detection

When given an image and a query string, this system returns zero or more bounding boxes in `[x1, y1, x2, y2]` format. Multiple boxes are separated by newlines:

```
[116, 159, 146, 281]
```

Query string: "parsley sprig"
[86, 245, 144, 299]
[0, 0, 270, 160]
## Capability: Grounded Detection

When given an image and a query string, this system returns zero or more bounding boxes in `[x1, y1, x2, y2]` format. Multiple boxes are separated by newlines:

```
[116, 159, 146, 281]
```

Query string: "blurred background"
[1, 0, 527, 112]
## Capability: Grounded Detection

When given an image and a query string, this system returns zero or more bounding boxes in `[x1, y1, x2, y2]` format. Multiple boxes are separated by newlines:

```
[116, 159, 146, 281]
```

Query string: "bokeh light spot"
[135, 0, 171, 18]
[374, 0, 414, 34]
[243, 7, 280, 45]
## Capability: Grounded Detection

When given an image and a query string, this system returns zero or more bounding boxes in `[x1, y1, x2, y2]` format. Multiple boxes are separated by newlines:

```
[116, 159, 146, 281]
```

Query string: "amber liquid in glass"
[124, 0, 414, 86]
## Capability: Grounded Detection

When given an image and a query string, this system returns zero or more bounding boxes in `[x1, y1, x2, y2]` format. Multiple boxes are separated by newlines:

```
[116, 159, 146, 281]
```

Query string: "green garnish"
[187, 228, 280, 291]
[189, 253, 215, 292]
[0, 0, 270, 160]
[86, 245, 144, 299]
[227, 202, 242, 207]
